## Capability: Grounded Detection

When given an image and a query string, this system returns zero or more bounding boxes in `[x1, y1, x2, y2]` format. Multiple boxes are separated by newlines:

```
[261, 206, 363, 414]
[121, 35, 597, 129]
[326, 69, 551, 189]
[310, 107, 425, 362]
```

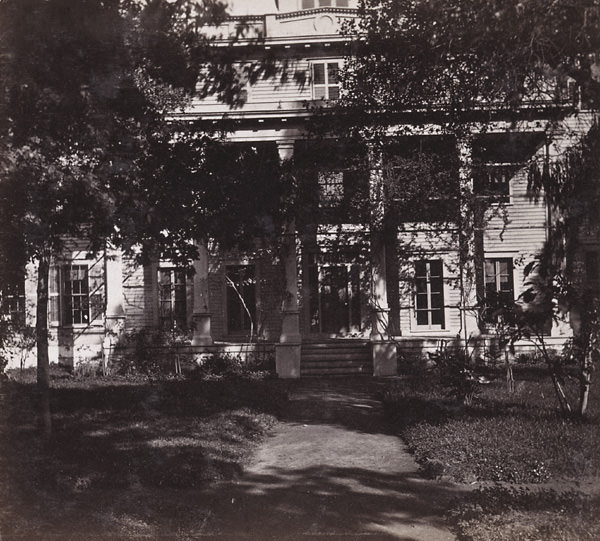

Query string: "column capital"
[276, 140, 295, 161]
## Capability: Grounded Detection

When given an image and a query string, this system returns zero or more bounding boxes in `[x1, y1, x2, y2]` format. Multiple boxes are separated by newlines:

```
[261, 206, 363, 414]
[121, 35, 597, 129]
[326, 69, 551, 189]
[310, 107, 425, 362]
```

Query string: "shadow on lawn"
[204, 465, 461, 538]
[0, 378, 286, 539]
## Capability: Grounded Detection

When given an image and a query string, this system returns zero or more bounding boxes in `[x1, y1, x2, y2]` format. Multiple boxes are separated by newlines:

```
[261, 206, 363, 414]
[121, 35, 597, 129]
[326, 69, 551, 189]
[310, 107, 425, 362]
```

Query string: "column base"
[372, 340, 397, 377]
[192, 313, 213, 346]
[275, 343, 301, 379]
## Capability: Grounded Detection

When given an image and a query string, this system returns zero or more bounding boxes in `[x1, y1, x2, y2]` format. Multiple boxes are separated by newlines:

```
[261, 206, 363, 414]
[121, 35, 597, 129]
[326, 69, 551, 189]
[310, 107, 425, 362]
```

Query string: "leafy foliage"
[342, 0, 600, 123]
[0, 0, 291, 386]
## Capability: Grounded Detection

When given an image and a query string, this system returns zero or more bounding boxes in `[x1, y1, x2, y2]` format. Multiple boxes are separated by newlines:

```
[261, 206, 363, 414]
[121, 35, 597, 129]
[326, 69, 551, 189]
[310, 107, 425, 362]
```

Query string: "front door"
[308, 259, 362, 336]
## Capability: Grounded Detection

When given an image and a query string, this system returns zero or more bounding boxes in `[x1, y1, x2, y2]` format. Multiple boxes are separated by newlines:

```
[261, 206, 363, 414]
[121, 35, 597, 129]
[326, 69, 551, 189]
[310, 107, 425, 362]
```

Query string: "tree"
[341, 0, 600, 121]
[332, 0, 600, 415]
[0, 0, 288, 390]
[521, 121, 600, 417]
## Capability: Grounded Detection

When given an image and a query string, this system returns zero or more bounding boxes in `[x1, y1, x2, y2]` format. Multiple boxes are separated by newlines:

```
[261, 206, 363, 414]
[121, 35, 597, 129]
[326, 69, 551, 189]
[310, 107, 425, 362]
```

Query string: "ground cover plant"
[0, 365, 288, 539]
[384, 362, 600, 539]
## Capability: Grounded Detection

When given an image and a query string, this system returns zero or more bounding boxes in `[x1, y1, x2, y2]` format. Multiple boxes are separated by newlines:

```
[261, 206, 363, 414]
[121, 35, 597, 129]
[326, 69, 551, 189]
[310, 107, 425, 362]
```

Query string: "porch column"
[103, 245, 126, 367]
[369, 145, 398, 376]
[192, 239, 213, 346]
[275, 140, 302, 378]
[457, 134, 481, 351]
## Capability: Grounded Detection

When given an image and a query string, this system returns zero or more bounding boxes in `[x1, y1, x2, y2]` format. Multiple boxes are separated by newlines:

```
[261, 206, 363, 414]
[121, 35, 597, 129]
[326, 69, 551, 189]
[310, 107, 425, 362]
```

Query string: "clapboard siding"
[122, 257, 156, 330]
[484, 167, 547, 254]
[248, 60, 312, 103]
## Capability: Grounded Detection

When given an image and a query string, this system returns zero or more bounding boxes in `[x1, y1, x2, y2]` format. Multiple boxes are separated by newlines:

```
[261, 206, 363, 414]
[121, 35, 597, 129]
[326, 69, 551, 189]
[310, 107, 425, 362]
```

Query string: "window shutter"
[89, 259, 104, 324]
[48, 266, 60, 325]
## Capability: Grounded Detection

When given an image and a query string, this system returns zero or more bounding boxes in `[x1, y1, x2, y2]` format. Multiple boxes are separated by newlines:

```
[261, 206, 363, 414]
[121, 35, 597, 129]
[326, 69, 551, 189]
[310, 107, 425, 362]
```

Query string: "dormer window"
[312, 61, 339, 100]
[302, 0, 348, 7]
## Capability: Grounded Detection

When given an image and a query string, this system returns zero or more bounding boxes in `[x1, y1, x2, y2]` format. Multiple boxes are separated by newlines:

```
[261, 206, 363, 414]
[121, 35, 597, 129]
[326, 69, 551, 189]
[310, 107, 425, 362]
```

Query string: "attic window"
[302, 0, 349, 9]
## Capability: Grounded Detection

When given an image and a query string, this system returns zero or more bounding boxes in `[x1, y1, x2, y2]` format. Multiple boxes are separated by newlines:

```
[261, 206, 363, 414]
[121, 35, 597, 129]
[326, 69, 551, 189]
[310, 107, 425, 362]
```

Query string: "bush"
[110, 328, 194, 377]
[0, 318, 36, 373]
[193, 352, 275, 380]
[430, 346, 481, 405]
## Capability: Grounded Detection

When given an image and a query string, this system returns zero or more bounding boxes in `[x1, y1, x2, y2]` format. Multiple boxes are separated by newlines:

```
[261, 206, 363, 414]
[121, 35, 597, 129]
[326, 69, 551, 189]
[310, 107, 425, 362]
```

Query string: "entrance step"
[301, 342, 372, 376]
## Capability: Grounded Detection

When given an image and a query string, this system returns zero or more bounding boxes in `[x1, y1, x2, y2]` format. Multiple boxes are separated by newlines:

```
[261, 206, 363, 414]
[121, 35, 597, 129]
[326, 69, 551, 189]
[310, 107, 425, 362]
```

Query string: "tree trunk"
[36, 253, 50, 390]
[505, 349, 515, 393]
[579, 349, 593, 418]
[549, 368, 572, 416]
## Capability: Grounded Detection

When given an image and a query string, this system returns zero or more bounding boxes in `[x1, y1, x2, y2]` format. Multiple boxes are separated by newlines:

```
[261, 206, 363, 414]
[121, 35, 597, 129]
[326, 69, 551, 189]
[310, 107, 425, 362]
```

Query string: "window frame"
[61, 263, 91, 327]
[481, 257, 515, 324]
[225, 264, 257, 336]
[585, 251, 599, 296]
[0, 275, 26, 324]
[473, 163, 515, 202]
[413, 259, 445, 330]
[158, 267, 188, 331]
[311, 60, 340, 101]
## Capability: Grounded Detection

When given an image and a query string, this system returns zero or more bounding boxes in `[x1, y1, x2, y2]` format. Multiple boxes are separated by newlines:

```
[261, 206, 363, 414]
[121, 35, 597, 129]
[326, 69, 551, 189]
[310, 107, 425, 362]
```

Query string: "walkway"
[203, 378, 460, 540]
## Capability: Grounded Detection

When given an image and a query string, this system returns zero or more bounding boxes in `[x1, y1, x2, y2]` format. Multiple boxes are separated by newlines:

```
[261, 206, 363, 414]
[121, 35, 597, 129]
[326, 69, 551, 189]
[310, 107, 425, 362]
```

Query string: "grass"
[383, 363, 600, 539]
[0, 366, 288, 539]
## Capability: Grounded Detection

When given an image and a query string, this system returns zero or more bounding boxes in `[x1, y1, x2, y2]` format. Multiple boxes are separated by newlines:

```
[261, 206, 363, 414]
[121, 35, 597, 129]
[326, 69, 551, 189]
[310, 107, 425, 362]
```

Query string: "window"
[318, 171, 344, 207]
[158, 269, 187, 330]
[312, 62, 339, 100]
[474, 164, 513, 201]
[415, 260, 445, 328]
[484, 259, 514, 303]
[317, 168, 367, 221]
[585, 251, 599, 296]
[0, 276, 25, 324]
[302, 0, 348, 8]
[62, 264, 90, 325]
[481, 258, 514, 323]
[226, 265, 256, 334]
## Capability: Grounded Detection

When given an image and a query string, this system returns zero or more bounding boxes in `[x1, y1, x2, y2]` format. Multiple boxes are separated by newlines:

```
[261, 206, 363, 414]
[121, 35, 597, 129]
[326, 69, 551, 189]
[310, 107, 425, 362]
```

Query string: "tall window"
[585, 251, 599, 296]
[484, 258, 514, 304]
[62, 264, 90, 325]
[312, 62, 339, 100]
[158, 269, 187, 330]
[415, 260, 445, 328]
[0, 276, 25, 324]
[226, 265, 256, 334]
[481, 258, 514, 324]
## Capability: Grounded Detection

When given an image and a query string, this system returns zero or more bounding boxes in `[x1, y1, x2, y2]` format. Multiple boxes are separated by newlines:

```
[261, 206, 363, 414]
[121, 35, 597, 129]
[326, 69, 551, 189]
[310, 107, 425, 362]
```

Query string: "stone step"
[300, 342, 373, 376]
[302, 359, 371, 369]
[302, 341, 370, 349]
[301, 365, 372, 376]
[301, 351, 371, 361]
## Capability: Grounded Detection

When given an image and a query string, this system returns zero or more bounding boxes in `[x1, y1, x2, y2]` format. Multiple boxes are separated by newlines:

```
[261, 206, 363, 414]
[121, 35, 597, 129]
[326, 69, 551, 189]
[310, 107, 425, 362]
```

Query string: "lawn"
[383, 363, 600, 540]
[0, 367, 288, 539]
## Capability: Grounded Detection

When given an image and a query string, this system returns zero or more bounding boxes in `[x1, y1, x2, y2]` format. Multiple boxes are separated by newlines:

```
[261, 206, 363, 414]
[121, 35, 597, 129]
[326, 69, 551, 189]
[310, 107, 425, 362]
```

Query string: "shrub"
[0, 318, 36, 373]
[110, 328, 194, 377]
[193, 352, 275, 380]
[430, 346, 481, 405]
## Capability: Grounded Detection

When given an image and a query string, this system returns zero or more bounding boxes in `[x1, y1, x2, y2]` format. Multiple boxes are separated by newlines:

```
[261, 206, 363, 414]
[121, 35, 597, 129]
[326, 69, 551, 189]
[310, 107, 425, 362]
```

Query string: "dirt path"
[202, 378, 462, 540]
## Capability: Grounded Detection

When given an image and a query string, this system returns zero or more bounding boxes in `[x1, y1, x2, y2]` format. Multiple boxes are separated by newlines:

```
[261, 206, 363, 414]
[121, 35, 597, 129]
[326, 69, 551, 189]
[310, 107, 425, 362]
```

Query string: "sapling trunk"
[505, 349, 514, 393]
[549, 368, 572, 415]
[36, 254, 50, 391]
[579, 349, 593, 417]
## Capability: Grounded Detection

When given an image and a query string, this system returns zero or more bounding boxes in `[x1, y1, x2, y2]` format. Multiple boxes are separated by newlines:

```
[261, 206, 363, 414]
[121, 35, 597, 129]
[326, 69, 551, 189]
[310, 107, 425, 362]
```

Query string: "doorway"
[308, 256, 362, 336]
